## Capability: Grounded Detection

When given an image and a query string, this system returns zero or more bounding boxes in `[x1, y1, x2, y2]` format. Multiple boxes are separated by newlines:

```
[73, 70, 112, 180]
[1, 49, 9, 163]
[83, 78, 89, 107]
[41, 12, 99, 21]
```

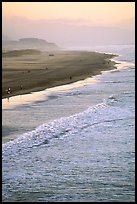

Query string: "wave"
[3, 97, 133, 158]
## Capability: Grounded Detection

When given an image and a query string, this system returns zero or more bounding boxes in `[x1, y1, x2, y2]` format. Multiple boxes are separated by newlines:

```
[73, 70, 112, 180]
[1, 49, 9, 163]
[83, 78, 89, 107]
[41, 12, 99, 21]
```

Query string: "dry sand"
[2, 50, 117, 99]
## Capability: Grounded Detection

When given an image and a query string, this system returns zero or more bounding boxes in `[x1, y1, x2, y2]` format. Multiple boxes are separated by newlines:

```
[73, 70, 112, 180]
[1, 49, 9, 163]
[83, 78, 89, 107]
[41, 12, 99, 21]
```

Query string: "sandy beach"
[2, 50, 117, 99]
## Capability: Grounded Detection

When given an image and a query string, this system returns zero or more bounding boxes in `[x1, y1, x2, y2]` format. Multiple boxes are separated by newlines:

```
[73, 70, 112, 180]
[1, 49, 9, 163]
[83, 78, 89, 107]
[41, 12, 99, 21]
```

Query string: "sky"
[2, 2, 135, 47]
[2, 2, 135, 25]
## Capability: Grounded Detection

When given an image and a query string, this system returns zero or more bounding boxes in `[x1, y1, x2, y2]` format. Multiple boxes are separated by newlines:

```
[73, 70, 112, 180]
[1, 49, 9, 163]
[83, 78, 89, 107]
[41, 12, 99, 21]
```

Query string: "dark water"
[2, 44, 135, 202]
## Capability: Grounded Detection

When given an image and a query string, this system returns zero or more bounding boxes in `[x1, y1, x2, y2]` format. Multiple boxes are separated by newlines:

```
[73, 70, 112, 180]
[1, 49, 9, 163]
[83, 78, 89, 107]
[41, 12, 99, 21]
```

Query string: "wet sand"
[2, 50, 117, 99]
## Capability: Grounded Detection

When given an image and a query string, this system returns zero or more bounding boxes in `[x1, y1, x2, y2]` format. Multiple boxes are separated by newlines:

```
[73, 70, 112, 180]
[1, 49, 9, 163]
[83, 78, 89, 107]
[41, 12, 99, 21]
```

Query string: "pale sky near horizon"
[2, 2, 135, 25]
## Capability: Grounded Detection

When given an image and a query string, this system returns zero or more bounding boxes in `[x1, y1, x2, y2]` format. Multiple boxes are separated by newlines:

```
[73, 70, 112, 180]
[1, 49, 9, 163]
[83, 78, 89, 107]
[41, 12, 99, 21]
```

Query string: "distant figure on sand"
[7, 88, 11, 94]
[70, 76, 72, 80]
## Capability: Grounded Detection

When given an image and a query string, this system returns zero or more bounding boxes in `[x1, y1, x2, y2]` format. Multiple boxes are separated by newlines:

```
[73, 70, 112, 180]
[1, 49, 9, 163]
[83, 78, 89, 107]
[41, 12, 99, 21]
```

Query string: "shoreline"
[2, 50, 118, 99]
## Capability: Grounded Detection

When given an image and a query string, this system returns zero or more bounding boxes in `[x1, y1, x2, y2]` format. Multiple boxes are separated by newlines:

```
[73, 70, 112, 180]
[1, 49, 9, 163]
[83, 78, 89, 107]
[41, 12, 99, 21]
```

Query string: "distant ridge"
[2, 49, 42, 57]
[2, 37, 59, 51]
[2, 16, 135, 47]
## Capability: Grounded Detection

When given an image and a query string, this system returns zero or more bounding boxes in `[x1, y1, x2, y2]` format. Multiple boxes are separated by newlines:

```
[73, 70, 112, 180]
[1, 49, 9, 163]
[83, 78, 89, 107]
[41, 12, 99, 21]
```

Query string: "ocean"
[2, 44, 135, 202]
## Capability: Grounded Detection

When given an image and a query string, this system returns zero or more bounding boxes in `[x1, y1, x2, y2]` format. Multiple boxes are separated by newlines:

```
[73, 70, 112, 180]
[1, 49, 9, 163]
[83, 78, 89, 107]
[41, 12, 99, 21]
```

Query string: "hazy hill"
[2, 16, 135, 48]
[2, 34, 11, 42]
[2, 37, 59, 51]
